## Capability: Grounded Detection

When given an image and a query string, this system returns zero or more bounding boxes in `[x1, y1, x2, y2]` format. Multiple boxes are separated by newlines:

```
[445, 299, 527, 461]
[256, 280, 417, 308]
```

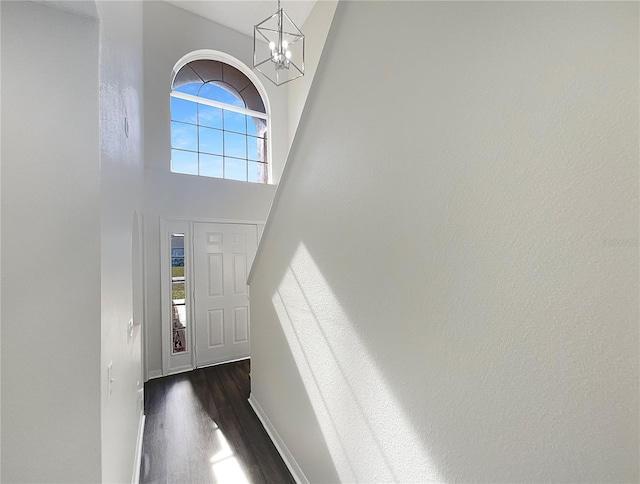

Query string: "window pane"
[225, 157, 247, 182]
[171, 97, 197, 124]
[199, 83, 245, 108]
[223, 110, 246, 134]
[173, 329, 186, 353]
[171, 149, 198, 175]
[199, 127, 223, 155]
[172, 280, 185, 300]
[224, 131, 247, 159]
[198, 104, 223, 129]
[248, 116, 267, 138]
[170, 64, 270, 185]
[199, 154, 223, 178]
[171, 259, 184, 276]
[171, 233, 187, 354]
[174, 82, 201, 95]
[171, 121, 197, 151]
[248, 161, 268, 183]
[247, 136, 266, 162]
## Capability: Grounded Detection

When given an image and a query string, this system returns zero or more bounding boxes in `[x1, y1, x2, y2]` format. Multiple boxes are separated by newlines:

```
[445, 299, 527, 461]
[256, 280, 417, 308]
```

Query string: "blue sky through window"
[198, 83, 244, 108]
[170, 80, 268, 183]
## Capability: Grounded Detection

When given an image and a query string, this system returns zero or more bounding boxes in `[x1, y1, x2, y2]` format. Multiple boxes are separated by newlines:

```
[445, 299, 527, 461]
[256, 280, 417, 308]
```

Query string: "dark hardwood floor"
[140, 360, 295, 484]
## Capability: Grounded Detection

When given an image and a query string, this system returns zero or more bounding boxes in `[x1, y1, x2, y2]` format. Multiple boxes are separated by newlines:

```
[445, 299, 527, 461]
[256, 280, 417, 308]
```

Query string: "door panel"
[233, 253, 248, 294]
[193, 223, 257, 367]
[207, 253, 224, 297]
[208, 309, 224, 347]
[233, 307, 249, 343]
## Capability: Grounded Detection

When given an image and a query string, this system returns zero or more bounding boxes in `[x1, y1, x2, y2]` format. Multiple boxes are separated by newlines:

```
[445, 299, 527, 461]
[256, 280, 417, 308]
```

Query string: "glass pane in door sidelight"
[171, 233, 187, 354]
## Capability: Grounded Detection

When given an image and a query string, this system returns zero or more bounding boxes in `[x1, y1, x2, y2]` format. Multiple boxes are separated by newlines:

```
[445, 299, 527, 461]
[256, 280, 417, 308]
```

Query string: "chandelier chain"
[278, 0, 282, 31]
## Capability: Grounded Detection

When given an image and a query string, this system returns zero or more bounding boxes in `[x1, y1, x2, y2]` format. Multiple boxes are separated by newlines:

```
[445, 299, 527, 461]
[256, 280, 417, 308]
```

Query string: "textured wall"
[1, 2, 102, 481]
[249, 2, 639, 482]
[97, 1, 145, 482]
[287, 0, 338, 147]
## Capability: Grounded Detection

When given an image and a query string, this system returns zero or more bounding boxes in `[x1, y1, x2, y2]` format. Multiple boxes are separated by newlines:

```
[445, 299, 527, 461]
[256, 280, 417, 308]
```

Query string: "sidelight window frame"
[161, 219, 194, 376]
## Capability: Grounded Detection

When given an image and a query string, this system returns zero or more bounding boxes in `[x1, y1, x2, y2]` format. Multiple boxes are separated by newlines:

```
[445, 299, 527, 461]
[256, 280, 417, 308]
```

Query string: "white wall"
[0, 2, 3, 478]
[97, 1, 145, 482]
[143, 1, 280, 378]
[288, 0, 338, 146]
[249, 2, 639, 482]
[1, 2, 103, 481]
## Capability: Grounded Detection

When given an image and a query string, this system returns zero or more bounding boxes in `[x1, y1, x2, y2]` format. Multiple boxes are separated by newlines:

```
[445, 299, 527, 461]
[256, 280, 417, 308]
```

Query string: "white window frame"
[171, 91, 268, 121]
[161, 219, 194, 375]
[170, 50, 272, 183]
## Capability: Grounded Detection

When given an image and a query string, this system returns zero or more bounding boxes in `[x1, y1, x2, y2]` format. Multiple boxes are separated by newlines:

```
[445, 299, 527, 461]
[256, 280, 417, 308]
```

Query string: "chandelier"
[253, 0, 305, 86]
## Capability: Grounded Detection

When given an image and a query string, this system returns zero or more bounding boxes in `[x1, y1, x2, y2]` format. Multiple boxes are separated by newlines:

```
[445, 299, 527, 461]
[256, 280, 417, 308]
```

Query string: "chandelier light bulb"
[254, 0, 305, 86]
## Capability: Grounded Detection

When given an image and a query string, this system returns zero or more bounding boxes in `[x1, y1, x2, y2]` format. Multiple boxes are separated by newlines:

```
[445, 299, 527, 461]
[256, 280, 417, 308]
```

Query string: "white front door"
[193, 223, 257, 367]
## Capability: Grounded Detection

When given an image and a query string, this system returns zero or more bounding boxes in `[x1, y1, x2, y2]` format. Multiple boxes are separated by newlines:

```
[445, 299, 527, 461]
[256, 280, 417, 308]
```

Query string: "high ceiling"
[164, 0, 318, 38]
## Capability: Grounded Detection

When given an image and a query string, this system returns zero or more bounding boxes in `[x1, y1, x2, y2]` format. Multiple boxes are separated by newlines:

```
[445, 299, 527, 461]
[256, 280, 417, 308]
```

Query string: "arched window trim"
[170, 50, 272, 183]
[171, 90, 267, 121]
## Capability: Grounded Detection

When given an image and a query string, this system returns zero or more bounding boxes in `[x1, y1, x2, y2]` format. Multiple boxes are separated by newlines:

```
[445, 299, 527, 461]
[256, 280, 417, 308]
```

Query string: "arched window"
[170, 58, 269, 183]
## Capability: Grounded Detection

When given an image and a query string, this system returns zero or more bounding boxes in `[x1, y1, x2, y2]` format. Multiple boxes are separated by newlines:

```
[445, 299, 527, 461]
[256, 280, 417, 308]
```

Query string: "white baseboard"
[167, 364, 194, 376]
[147, 369, 163, 380]
[248, 393, 309, 484]
[132, 412, 145, 484]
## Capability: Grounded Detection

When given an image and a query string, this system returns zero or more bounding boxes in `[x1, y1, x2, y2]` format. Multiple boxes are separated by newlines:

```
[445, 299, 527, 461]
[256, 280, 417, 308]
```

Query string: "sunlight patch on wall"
[272, 243, 441, 483]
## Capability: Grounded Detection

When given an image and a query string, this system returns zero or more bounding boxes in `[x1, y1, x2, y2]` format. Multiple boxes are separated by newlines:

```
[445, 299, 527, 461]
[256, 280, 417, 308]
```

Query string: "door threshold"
[196, 355, 250, 370]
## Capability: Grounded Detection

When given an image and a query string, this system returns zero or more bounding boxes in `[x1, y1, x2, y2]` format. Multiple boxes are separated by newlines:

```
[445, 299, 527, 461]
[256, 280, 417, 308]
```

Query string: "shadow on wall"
[272, 243, 440, 482]
[259, 222, 638, 482]
[251, 1, 639, 482]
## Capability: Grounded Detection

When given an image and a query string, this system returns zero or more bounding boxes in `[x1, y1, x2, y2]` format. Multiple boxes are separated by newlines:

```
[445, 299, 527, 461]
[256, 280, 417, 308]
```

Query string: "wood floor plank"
[140, 360, 294, 484]
[216, 367, 292, 483]
[207, 367, 268, 484]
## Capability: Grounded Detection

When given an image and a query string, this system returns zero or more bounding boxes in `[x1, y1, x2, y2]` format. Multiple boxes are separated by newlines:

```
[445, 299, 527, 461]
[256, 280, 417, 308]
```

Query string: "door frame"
[160, 217, 265, 377]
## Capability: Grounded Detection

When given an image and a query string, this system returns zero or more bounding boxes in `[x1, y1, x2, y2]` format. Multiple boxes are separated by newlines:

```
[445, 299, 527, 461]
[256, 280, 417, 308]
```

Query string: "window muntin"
[170, 62, 268, 184]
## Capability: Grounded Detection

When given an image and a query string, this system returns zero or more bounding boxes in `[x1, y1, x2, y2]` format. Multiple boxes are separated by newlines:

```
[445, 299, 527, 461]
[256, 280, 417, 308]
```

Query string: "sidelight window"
[171, 233, 187, 354]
